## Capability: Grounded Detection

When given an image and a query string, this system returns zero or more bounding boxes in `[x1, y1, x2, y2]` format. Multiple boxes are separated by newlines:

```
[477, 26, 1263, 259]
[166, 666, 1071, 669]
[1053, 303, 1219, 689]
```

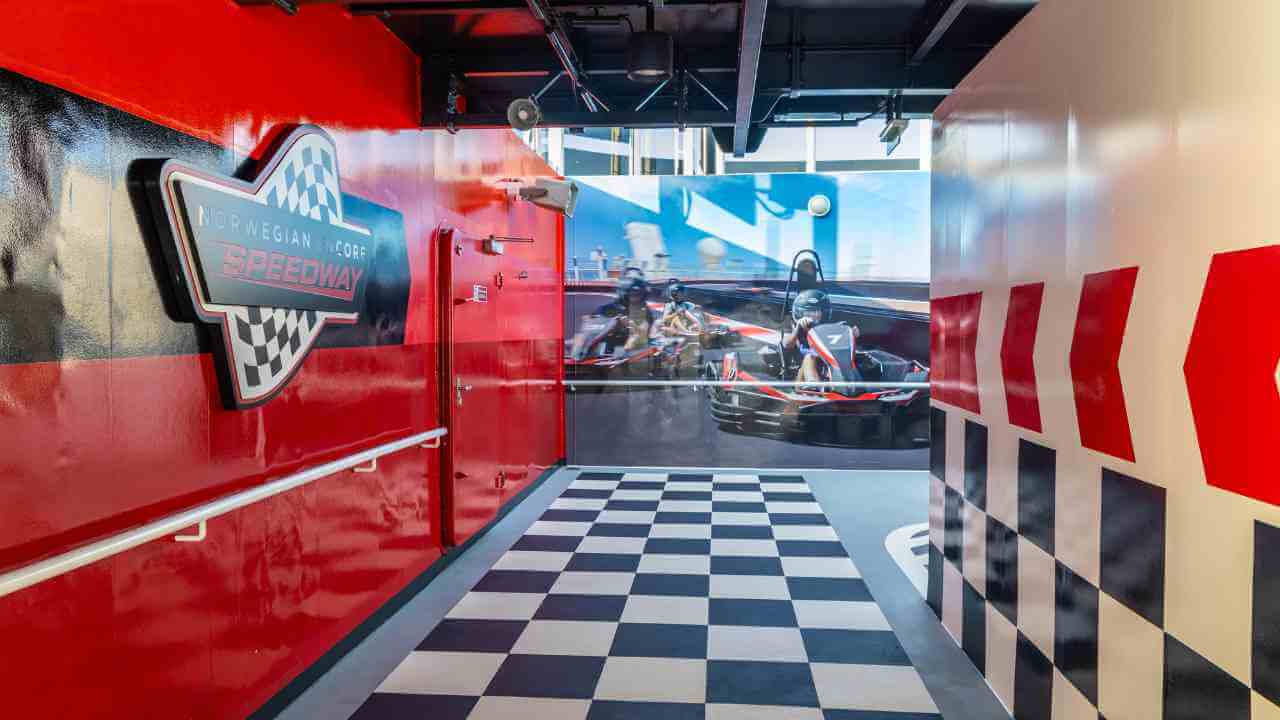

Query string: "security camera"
[507, 97, 542, 131]
[518, 177, 579, 218]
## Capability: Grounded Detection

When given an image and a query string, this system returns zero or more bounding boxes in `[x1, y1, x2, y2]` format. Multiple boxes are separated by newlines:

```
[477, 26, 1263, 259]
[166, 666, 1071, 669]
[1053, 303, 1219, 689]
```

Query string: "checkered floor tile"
[349, 471, 942, 720]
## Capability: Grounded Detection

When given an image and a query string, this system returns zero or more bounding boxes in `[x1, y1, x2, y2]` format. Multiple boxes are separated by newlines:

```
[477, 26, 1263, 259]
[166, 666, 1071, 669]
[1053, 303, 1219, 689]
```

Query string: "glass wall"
[563, 171, 931, 469]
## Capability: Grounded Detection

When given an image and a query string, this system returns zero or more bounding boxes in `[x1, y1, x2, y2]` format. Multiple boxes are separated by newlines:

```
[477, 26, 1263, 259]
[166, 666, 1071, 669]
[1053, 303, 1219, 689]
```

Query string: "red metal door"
[441, 229, 501, 545]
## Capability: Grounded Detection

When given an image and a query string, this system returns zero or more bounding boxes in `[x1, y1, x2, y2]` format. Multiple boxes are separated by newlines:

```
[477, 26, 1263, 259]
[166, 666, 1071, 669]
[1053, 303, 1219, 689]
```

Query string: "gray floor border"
[274, 466, 1008, 720]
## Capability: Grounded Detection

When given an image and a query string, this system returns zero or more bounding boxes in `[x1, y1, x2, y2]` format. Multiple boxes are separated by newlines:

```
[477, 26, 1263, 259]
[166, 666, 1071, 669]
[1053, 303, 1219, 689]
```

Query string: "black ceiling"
[249, 0, 1036, 154]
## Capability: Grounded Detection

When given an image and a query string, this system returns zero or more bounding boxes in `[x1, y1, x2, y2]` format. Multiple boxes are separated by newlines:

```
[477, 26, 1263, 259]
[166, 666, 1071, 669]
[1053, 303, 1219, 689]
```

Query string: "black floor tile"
[709, 598, 798, 627]
[534, 594, 628, 621]
[712, 525, 774, 539]
[714, 482, 761, 492]
[763, 492, 817, 502]
[787, 577, 873, 602]
[758, 475, 806, 484]
[567, 553, 642, 572]
[770, 513, 829, 526]
[631, 573, 711, 597]
[824, 711, 941, 720]
[349, 693, 476, 720]
[610, 622, 708, 658]
[473, 570, 560, 593]
[663, 490, 713, 501]
[710, 556, 784, 576]
[668, 473, 713, 483]
[707, 660, 818, 707]
[417, 619, 528, 653]
[801, 629, 911, 665]
[541, 509, 600, 523]
[578, 472, 624, 481]
[776, 540, 847, 557]
[605, 500, 660, 511]
[590, 523, 652, 537]
[656, 512, 713, 524]
[564, 488, 614, 499]
[512, 535, 583, 552]
[588, 700, 705, 720]
[618, 481, 666, 491]
[485, 654, 606, 699]
[713, 501, 768, 513]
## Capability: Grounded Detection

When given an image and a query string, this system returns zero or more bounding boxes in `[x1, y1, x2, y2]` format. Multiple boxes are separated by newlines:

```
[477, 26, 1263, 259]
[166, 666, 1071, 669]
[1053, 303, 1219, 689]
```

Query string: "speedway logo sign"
[147, 126, 371, 409]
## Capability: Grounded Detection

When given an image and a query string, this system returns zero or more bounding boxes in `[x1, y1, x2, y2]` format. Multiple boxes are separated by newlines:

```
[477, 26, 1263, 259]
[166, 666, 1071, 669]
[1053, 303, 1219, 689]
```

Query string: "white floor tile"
[510, 620, 618, 656]
[713, 491, 765, 502]
[638, 554, 711, 575]
[809, 663, 938, 713]
[667, 482, 713, 492]
[468, 697, 591, 720]
[706, 705, 823, 720]
[492, 551, 573, 572]
[596, 510, 656, 524]
[712, 512, 771, 526]
[576, 536, 647, 554]
[711, 539, 780, 557]
[710, 574, 790, 600]
[622, 473, 668, 482]
[759, 484, 812, 494]
[447, 592, 544, 620]
[780, 557, 860, 578]
[375, 651, 505, 695]
[708, 626, 808, 662]
[621, 595, 709, 625]
[770, 525, 838, 541]
[594, 657, 707, 703]
[550, 571, 635, 596]
[765, 502, 823, 514]
[550, 498, 608, 511]
[659, 500, 714, 513]
[712, 474, 758, 483]
[571, 480, 619, 491]
[527, 521, 593, 537]
[649, 524, 713, 539]
[612, 489, 662, 500]
[793, 600, 891, 630]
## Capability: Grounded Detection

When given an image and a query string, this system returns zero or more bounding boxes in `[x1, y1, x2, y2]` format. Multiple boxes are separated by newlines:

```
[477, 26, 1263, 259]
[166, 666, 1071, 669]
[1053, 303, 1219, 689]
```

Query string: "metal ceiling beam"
[732, 0, 768, 156]
[429, 111, 736, 129]
[909, 0, 968, 65]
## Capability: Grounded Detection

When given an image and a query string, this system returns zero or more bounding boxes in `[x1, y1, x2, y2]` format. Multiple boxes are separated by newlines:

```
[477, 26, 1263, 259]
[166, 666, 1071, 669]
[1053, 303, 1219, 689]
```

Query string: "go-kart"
[701, 250, 931, 448]
[565, 313, 698, 383]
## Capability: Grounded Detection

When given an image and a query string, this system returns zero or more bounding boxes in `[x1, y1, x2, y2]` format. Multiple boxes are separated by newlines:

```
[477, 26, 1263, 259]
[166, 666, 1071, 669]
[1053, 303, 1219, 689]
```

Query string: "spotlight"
[507, 97, 541, 131]
[627, 5, 672, 83]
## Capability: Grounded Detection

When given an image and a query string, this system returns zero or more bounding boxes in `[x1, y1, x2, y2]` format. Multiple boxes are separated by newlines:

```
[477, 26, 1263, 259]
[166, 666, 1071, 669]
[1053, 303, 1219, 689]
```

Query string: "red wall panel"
[0, 2, 564, 718]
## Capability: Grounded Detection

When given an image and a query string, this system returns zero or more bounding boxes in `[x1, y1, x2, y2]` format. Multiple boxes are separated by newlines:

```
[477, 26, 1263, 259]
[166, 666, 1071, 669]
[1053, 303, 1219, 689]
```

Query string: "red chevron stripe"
[930, 292, 982, 413]
[1069, 267, 1138, 461]
[1001, 282, 1045, 432]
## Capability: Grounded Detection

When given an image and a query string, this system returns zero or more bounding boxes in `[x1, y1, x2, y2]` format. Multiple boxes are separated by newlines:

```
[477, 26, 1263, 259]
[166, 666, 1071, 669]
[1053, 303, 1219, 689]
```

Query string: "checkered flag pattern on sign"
[228, 306, 321, 391]
[224, 134, 351, 400]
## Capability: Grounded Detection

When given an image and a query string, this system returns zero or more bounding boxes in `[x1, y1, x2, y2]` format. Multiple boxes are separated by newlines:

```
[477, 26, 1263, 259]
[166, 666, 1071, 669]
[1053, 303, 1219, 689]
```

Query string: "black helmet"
[618, 276, 648, 304]
[792, 289, 831, 324]
[668, 282, 687, 303]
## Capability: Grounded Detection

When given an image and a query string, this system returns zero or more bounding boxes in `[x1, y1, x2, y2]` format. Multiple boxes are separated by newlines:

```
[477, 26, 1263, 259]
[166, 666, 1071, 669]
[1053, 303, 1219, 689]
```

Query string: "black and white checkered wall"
[927, 406, 1280, 719]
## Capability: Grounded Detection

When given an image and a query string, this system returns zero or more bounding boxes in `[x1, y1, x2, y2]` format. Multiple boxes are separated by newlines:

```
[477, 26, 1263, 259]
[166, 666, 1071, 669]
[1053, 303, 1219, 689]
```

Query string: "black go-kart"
[701, 250, 931, 448]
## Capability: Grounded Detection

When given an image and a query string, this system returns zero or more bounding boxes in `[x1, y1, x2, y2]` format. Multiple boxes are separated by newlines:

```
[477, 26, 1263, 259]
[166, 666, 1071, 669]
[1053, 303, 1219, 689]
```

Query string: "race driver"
[658, 282, 703, 336]
[596, 276, 656, 352]
[783, 289, 859, 386]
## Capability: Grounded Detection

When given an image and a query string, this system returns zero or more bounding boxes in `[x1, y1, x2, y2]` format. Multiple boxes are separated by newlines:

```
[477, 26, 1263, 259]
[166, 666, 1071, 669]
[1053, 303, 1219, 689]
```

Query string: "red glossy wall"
[0, 3, 563, 718]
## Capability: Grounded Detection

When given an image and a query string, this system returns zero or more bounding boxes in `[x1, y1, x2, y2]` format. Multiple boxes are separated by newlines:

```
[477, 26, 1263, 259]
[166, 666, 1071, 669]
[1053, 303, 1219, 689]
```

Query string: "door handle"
[456, 378, 474, 406]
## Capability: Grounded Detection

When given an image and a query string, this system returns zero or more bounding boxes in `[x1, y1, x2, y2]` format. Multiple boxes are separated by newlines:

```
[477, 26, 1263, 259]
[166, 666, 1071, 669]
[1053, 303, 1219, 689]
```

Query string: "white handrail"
[0, 427, 448, 599]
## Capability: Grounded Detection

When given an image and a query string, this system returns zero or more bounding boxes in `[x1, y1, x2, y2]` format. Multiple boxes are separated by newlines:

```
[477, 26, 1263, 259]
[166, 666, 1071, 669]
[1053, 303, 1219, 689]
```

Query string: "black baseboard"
[249, 459, 567, 719]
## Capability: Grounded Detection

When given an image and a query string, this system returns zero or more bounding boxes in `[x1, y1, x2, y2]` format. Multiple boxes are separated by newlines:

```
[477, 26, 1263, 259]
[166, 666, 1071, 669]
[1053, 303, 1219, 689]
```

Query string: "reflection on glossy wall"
[926, 1, 1280, 718]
